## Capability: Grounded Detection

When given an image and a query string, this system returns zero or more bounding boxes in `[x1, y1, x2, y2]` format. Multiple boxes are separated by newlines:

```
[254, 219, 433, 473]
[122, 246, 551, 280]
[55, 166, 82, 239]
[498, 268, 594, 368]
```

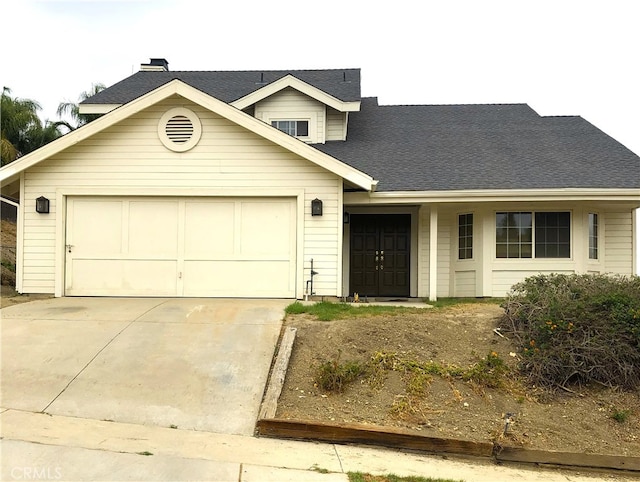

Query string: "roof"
[316, 98, 640, 191]
[82, 69, 361, 105]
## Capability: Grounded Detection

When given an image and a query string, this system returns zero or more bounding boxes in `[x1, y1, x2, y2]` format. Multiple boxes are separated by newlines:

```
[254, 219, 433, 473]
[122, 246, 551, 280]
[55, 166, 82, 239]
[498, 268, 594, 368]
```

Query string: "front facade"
[1, 60, 638, 300]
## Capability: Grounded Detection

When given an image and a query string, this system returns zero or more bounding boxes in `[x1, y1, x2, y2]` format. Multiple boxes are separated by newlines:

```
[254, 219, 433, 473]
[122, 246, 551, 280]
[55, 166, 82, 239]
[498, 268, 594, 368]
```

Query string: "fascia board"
[78, 103, 122, 114]
[345, 188, 640, 205]
[1, 79, 375, 192]
[231, 75, 361, 112]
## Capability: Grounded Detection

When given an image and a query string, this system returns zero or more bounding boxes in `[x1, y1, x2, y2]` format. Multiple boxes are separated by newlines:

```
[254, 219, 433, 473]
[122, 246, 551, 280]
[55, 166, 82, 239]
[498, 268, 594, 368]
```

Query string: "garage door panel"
[184, 202, 235, 256]
[69, 260, 177, 296]
[240, 201, 293, 256]
[129, 201, 179, 257]
[71, 200, 123, 255]
[183, 260, 293, 297]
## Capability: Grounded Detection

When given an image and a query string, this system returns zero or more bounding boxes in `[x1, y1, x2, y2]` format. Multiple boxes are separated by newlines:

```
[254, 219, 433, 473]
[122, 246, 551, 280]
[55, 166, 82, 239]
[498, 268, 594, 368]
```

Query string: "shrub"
[500, 274, 640, 389]
[611, 408, 631, 423]
[316, 352, 367, 392]
[462, 352, 510, 388]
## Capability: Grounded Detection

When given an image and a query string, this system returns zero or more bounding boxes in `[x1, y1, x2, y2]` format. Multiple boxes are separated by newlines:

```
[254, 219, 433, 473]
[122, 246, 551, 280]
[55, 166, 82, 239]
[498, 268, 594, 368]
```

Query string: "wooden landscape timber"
[257, 326, 640, 474]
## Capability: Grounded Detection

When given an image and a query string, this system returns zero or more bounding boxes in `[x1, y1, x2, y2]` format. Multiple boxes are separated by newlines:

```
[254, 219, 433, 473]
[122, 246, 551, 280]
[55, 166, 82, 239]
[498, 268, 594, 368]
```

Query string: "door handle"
[66, 244, 74, 253]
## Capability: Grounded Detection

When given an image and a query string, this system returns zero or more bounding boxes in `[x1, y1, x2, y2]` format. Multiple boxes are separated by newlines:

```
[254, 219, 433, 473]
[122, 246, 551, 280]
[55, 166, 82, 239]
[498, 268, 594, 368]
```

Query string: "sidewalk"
[1, 409, 629, 482]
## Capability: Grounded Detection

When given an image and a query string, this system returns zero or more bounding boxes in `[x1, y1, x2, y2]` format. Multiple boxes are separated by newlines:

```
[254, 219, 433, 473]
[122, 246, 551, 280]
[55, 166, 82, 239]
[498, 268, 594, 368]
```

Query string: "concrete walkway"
[1, 410, 629, 482]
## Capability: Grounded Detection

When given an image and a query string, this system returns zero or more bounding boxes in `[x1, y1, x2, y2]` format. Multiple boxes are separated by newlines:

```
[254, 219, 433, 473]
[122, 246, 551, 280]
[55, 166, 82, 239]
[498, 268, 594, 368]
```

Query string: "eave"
[78, 103, 121, 114]
[345, 188, 640, 205]
[231, 74, 361, 113]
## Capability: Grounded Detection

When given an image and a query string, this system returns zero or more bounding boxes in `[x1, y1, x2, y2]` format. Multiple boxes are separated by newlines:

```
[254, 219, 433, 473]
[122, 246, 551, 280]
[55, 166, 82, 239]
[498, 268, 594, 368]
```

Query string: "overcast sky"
[3, 0, 640, 269]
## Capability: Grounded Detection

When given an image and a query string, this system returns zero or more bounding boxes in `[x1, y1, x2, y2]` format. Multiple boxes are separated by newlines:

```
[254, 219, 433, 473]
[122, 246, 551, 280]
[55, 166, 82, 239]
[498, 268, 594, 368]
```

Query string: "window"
[589, 213, 598, 260]
[271, 120, 309, 137]
[496, 211, 570, 259]
[535, 212, 570, 258]
[496, 212, 532, 258]
[458, 213, 473, 259]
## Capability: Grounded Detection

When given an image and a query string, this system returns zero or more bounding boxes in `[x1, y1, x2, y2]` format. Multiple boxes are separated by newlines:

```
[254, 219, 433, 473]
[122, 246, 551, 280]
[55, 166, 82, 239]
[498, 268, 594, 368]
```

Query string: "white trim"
[231, 75, 361, 113]
[429, 206, 438, 301]
[345, 188, 640, 205]
[157, 107, 202, 152]
[78, 103, 121, 114]
[15, 174, 25, 293]
[633, 209, 638, 276]
[0, 80, 375, 192]
[336, 178, 344, 297]
[56, 189, 304, 298]
[0, 196, 19, 208]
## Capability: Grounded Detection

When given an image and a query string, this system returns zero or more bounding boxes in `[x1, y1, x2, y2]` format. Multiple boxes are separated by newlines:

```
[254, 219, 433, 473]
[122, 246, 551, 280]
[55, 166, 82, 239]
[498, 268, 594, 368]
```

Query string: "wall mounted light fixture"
[311, 198, 323, 216]
[35, 196, 50, 214]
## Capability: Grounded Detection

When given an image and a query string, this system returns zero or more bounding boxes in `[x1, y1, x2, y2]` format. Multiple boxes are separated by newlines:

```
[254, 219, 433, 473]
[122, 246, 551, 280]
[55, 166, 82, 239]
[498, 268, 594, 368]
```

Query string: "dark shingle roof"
[316, 98, 640, 191]
[82, 69, 361, 105]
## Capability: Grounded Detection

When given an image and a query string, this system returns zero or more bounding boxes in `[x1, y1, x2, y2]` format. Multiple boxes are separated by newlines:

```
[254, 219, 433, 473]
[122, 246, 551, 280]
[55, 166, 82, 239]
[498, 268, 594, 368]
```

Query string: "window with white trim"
[458, 213, 473, 260]
[589, 213, 598, 260]
[271, 120, 309, 137]
[496, 211, 571, 259]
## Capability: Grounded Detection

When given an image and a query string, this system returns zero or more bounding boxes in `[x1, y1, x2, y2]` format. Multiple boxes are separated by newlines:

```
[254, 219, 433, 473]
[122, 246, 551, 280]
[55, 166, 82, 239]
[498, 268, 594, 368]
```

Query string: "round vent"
[158, 108, 202, 152]
[165, 115, 193, 143]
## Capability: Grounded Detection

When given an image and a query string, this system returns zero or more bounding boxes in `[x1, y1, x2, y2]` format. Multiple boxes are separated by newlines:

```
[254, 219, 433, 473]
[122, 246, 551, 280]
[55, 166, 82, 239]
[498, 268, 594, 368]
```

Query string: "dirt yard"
[277, 303, 640, 457]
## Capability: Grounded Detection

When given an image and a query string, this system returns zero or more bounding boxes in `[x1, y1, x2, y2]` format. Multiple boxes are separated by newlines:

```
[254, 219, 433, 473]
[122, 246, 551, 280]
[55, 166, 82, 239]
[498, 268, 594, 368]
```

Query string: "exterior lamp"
[35, 196, 50, 214]
[311, 198, 323, 216]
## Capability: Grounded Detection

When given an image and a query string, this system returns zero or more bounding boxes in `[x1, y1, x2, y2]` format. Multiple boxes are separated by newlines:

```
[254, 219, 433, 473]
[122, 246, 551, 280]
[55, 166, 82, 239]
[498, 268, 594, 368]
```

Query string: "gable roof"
[0, 80, 375, 191]
[316, 98, 640, 192]
[80, 69, 361, 109]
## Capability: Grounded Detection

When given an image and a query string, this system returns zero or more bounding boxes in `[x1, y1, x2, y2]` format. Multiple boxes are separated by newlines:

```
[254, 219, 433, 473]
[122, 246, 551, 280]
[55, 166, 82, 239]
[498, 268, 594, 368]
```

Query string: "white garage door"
[65, 197, 296, 297]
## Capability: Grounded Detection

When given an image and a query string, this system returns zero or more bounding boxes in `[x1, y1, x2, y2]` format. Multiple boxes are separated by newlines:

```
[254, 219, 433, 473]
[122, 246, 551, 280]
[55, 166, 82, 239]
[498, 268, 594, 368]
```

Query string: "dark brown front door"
[349, 214, 410, 297]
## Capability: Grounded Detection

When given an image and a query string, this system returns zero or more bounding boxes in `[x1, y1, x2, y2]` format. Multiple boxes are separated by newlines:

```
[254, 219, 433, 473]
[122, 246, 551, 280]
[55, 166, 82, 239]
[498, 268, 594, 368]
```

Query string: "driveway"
[0, 297, 288, 435]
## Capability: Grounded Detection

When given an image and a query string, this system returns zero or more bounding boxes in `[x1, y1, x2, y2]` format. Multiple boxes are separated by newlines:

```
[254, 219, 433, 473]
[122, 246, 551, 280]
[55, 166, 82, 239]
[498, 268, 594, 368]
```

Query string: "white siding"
[21, 96, 341, 296]
[491, 270, 575, 297]
[255, 88, 326, 144]
[326, 107, 346, 141]
[454, 271, 476, 297]
[605, 211, 634, 275]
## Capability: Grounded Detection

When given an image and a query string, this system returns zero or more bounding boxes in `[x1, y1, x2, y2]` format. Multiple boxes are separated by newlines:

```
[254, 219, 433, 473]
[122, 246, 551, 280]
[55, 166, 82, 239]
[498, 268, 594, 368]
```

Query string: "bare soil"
[1, 219, 17, 287]
[277, 304, 640, 457]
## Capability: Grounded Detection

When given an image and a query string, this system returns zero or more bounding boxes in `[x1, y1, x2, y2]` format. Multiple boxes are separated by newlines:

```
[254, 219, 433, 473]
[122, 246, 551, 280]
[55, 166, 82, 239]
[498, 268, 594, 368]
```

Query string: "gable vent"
[165, 115, 194, 143]
[158, 107, 202, 152]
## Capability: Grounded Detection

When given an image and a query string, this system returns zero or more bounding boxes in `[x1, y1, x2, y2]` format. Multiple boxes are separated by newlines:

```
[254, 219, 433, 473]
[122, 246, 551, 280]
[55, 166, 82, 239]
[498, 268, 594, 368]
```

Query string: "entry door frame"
[342, 207, 419, 298]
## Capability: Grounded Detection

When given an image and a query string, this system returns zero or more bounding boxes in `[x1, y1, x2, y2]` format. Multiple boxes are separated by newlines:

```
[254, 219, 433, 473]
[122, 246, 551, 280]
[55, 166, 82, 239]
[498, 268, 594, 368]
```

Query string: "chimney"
[140, 58, 169, 72]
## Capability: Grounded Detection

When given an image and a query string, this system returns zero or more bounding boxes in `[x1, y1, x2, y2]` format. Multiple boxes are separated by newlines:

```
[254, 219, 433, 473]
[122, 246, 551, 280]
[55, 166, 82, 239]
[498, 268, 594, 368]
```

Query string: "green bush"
[500, 274, 640, 389]
[316, 352, 367, 392]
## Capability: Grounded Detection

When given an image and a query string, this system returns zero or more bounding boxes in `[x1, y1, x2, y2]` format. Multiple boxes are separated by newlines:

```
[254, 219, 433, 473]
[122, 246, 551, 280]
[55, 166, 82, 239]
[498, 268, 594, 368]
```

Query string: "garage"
[64, 196, 297, 297]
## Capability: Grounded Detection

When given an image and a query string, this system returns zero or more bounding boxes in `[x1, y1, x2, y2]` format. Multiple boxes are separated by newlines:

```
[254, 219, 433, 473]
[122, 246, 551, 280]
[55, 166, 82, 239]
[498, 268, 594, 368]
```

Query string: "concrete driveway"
[1, 297, 288, 435]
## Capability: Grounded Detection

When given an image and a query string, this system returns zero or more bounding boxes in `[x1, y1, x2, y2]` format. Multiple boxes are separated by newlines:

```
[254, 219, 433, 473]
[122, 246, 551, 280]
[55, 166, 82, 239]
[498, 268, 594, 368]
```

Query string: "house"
[1, 58, 638, 300]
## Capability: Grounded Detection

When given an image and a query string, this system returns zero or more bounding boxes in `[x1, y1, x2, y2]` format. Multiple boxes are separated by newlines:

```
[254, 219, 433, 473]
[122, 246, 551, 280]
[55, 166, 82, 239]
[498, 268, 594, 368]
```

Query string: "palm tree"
[56, 83, 106, 131]
[1, 87, 63, 166]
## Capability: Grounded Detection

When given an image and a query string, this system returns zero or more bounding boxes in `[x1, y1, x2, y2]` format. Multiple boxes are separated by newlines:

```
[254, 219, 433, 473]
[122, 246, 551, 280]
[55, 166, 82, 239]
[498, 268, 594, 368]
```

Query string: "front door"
[349, 214, 410, 297]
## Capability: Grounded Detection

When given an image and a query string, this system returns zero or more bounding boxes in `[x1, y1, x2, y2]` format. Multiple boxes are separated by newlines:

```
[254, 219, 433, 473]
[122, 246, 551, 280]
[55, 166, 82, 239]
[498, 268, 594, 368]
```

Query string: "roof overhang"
[0, 80, 375, 191]
[78, 103, 121, 114]
[345, 188, 640, 205]
[231, 74, 361, 113]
